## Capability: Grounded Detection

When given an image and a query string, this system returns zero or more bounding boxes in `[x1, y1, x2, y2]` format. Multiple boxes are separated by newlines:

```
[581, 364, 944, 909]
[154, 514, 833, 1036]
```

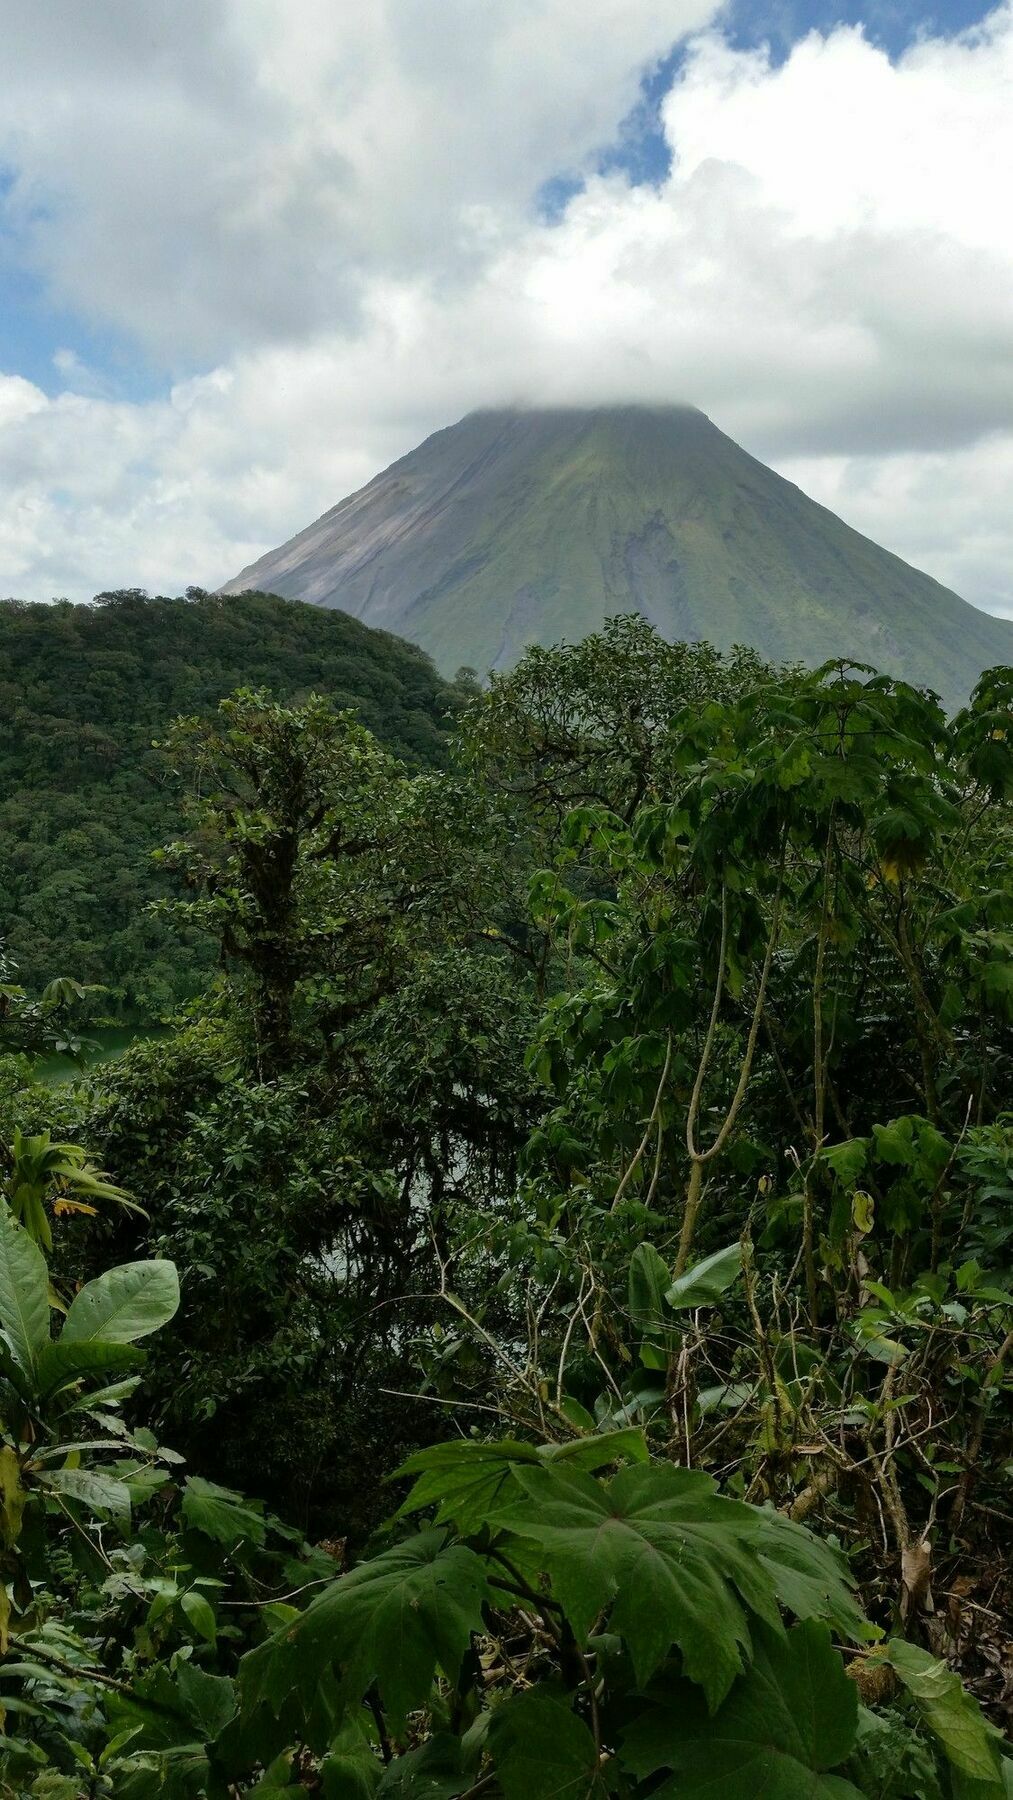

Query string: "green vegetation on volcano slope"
[0, 589, 456, 1014]
[222, 405, 1013, 702]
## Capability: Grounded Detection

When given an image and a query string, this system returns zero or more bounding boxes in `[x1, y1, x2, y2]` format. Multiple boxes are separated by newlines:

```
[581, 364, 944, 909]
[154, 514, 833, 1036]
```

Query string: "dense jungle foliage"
[0, 615, 1010, 1796]
[0, 589, 458, 1016]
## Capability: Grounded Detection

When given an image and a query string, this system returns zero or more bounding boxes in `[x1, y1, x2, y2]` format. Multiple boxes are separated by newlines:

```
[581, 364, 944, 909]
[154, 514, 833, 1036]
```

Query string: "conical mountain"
[221, 405, 1012, 702]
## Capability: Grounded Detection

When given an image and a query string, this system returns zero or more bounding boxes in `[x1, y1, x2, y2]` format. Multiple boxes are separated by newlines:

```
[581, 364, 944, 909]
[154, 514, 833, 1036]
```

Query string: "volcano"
[221, 406, 1011, 702]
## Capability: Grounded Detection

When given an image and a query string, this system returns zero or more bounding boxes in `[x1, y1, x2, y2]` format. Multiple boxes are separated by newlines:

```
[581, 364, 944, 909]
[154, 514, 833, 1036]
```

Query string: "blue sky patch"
[1, 1, 1003, 394]
[538, 0, 998, 219]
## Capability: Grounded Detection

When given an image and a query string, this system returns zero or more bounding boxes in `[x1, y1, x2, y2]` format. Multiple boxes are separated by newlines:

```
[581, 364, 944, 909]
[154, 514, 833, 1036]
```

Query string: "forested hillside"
[0, 620, 1010, 1796]
[0, 589, 456, 1013]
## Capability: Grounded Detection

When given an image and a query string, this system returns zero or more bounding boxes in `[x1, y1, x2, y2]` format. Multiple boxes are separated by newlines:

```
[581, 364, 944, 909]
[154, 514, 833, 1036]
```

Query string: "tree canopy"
[0, 589, 457, 1016]
[0, 617, 1009, 1796]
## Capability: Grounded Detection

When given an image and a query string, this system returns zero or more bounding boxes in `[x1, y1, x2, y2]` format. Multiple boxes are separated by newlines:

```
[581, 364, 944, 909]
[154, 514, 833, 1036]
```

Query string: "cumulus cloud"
[0, 1, 1011, 613]
[0, 0, 715, 360]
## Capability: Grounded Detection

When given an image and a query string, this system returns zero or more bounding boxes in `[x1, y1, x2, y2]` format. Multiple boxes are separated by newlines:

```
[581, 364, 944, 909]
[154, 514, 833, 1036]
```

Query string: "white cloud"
[0, 0, 716, 361]
[776, 435, 1013, 621]
[0, 2, 1012, 615]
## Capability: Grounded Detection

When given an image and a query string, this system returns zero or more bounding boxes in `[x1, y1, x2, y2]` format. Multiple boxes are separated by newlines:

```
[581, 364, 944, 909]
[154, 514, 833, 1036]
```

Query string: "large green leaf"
[751, 1507, 873, 1644]
[181, 1589, 217, 1646]
[322, 1718, 383, 1797]
[495, 1461, 786, 1706]
[0, 1199, 50, 1379]
[182, 1475, 267, 1548]
[36, 1337, 144, 1399]
[489, 1690, 607, 1798]
[111, 1746, 210, 1800]
[629, 1242, 672, 1333]
[541, 1428, 649, 1471]
[621, 1620, 863, 1798]
[822, 1139, 869, 1190]
[373, 1734, 465, 1798]
[61, 1259, 179, 1346]
[40, 1467, 132, 1530]
[240, 1530, 489, 1730]
[396, 1428, 647, 1536]
[886, 1640, 1004, 1790]
[175, 1664, 237, 1743]
[666, 1241, 742, 1310]
[396, 1438, 540, 1532]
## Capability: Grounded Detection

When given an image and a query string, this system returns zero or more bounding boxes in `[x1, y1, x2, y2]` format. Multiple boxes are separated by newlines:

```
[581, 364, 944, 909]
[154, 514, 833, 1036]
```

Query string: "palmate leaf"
[489, 1690, 608, 1798]
[752, 1506, 874, 1645]
[494, 1462, 867, 1709]
[374, 1733, 466, 1798]
[395, 1427, 648, 1535]
[240, 1530, 489, 1731]
[395, 1437, 540, 1533]
[175, 1663, 237, 1744]
[495, 1461, 782, 1707]
[322, 1717, 383, 1798]
[620, 1620, 863, 1799]
[108, 1746, 211, 1800]
[182, 1474, 267, 1548]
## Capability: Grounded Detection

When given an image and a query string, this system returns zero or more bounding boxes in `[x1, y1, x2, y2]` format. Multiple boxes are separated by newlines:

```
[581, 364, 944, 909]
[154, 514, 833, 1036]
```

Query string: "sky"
[0, 0, 1011, 618]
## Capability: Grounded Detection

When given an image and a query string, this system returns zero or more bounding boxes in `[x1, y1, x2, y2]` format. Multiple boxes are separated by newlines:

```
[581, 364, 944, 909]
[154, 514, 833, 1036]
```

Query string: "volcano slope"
[221, 405, 1012, 703]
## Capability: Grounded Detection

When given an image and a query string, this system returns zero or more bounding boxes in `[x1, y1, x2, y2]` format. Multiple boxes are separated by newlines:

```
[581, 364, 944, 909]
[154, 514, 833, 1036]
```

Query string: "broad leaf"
[68, 1373, 142, 1412]
[0, 1445, 25, 1549]
[629, 1242, 672, 1333]
[887, 1640, 1004, 1788]
[240, 1530, 489, 1730]
[495, 1461, 785, 1706]
[490, 1690, 607, 1798]
[243, 1750, 302, 1795]
[621, 1620, 863, 1798]
[0, 1200, 50, 1378]
[181, 1589, 217, 1645]
[322, 1717, 383, 1797]
[182, 1474, 267, 1548]
[871, 1119, 917, 1168]
[41, 1467, 131, 1529]
[541, 1427, 648, 1470]
[374, 1734, 465, 1798]
[751, 1507, 872, 1644]
[112, 1747, 210, 1800]
[61, 1259, 179, 1346]
[37, 1337, 144, 1398]
[396, 1438, 540, 1532]
[176, 1663, 236, 1743]
[396, 1428, 647, 1535]
[822, 1140, 868, 1190]
[666, 1242, 742, 1310]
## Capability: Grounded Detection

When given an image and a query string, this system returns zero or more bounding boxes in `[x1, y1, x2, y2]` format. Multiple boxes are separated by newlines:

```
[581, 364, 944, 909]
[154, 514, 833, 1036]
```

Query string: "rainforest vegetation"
[0, 590, 457, 1016]
[0, 611, 1010, 1796]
